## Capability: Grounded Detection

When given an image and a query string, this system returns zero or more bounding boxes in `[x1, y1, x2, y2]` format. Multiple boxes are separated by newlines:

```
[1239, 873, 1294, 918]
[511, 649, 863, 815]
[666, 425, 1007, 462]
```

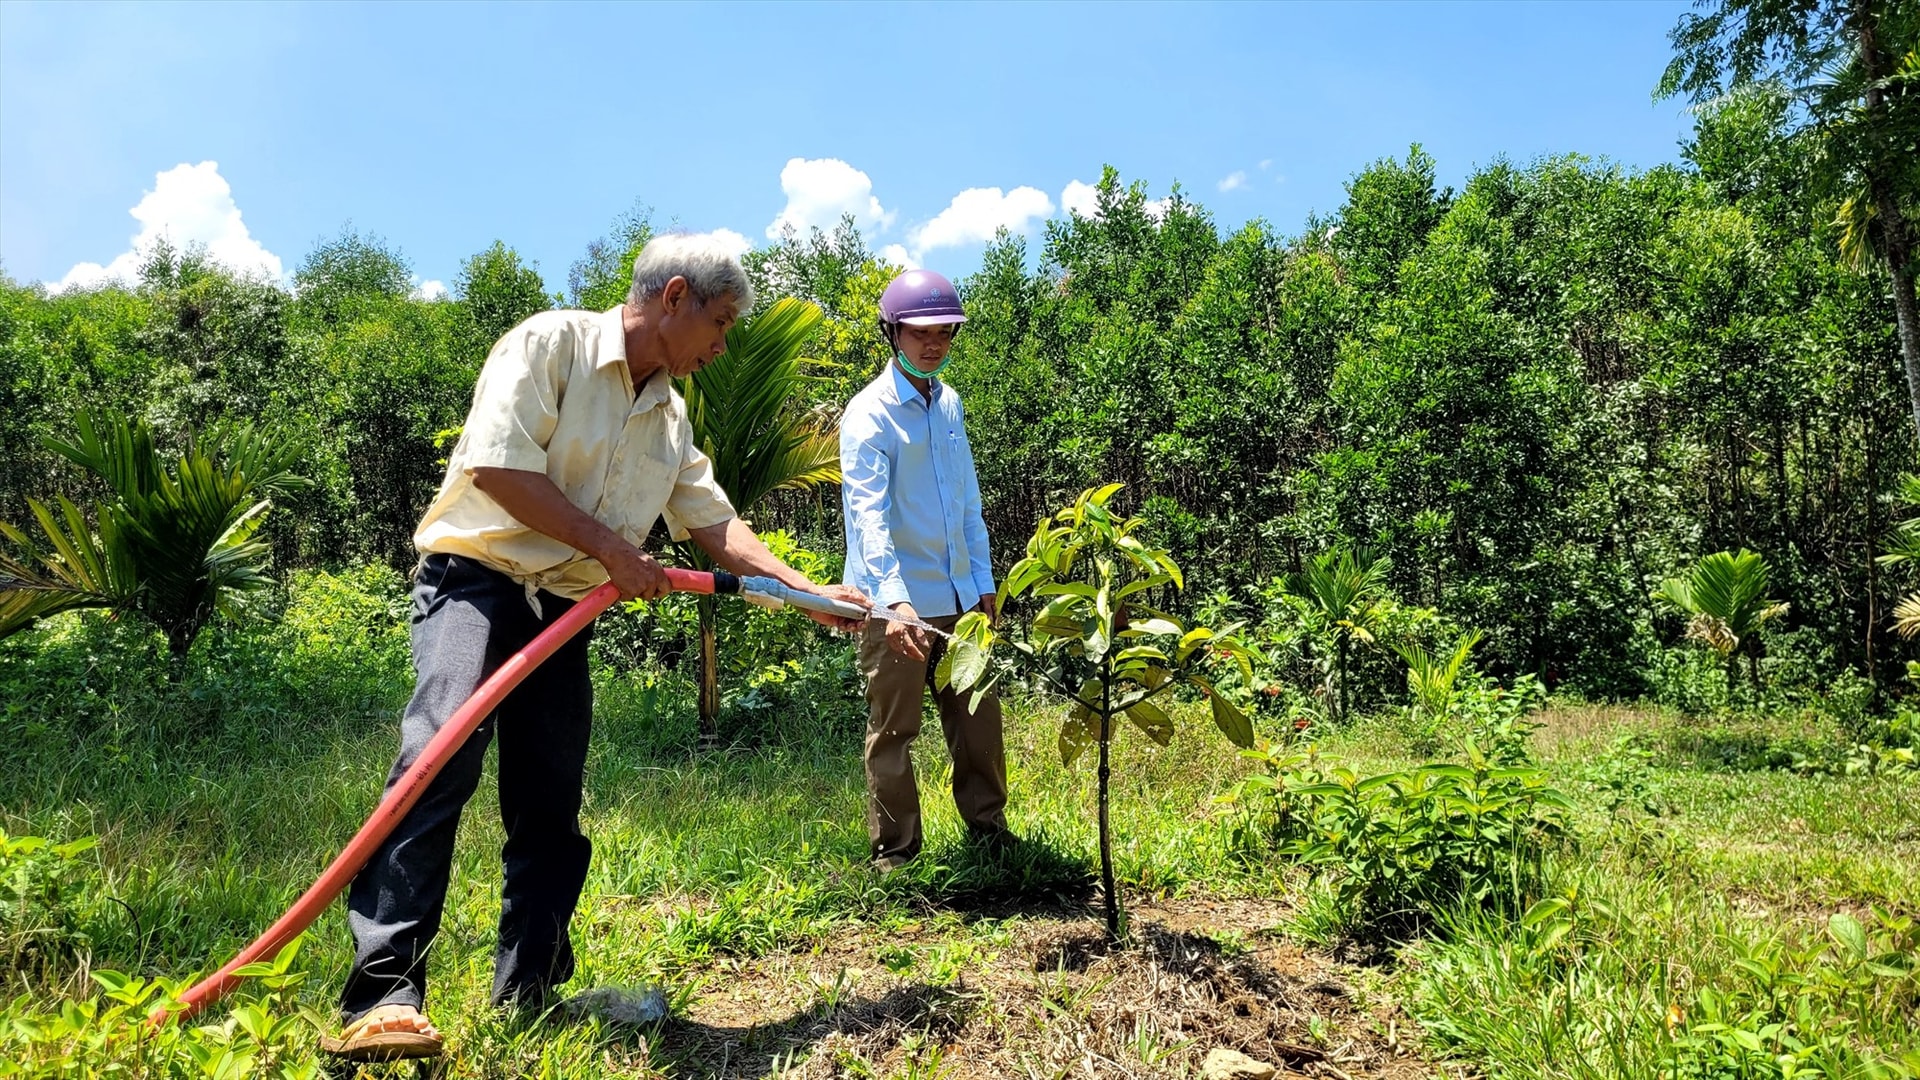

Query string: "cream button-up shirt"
[414, 305, 736, 601]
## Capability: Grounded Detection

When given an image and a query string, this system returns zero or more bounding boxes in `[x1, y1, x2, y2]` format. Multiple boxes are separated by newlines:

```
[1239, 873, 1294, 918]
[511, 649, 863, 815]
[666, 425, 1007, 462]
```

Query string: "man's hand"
[601, 542, 671, 601]
[886, 601, 929, 661]
[472, 467, 664, 599]
[974, 593, 998, 628]
[801, 583, 871, 633]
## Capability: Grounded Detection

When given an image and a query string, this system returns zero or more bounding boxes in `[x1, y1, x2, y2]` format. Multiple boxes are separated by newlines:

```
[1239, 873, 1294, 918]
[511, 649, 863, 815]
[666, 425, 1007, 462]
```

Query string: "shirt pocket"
[939, 416, 971, 480]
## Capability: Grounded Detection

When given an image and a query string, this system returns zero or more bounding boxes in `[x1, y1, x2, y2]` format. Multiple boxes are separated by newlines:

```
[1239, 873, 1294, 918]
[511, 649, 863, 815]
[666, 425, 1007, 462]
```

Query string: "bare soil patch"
[643, 896, 1442, 1078]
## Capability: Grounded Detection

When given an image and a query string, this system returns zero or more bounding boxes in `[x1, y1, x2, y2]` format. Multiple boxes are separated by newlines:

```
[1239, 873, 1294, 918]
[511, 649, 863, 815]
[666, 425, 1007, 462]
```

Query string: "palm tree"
[676, 297, 840, 744]
[1394, 629, 1483, 732]
[1877, 474, 1920, 645]
[1654, 549, 1790, 692]
[0, 411, 306, 658]
[1282, 545, 1391, 723]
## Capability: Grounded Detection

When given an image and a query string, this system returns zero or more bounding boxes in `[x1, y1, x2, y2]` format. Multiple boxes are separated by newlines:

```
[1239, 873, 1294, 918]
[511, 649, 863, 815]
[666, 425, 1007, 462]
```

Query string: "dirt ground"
[647, 896, 1448, 1079]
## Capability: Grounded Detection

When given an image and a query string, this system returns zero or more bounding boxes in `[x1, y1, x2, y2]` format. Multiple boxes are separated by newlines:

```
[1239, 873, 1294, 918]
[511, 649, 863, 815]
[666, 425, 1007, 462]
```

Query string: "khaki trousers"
[860, 613, 1008, 865]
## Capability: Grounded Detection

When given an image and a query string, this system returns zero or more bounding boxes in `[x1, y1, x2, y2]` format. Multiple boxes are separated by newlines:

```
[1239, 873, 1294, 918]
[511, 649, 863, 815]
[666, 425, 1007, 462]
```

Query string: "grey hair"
[626, 232, 755, 314]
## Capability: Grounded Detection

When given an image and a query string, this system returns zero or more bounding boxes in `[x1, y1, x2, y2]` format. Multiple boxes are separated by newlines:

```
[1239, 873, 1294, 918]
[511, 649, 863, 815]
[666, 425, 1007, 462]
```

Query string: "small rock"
[1202, 1047, 1277, 1080]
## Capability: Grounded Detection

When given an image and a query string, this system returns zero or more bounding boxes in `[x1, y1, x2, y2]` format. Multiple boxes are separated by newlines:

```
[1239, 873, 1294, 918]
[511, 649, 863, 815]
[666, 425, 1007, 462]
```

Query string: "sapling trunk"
[1098, 666, 1121, 940]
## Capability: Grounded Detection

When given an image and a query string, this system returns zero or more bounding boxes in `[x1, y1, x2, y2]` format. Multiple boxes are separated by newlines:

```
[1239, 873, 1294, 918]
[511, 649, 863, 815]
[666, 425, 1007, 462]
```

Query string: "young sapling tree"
[937, 484, 1256, 940]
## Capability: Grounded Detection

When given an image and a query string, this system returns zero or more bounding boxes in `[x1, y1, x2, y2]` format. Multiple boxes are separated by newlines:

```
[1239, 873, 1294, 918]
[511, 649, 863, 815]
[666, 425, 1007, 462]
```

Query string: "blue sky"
[1, 0, 1696, 297]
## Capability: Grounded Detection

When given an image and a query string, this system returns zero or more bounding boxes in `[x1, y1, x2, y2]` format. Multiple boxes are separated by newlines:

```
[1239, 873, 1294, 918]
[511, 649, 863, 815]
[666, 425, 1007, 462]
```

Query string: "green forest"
[3, 2, 1919, 1078]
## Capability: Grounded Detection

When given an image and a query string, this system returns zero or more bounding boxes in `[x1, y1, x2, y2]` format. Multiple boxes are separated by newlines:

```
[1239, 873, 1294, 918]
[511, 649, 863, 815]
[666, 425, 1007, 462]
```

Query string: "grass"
[2, 573, 1917, 1077]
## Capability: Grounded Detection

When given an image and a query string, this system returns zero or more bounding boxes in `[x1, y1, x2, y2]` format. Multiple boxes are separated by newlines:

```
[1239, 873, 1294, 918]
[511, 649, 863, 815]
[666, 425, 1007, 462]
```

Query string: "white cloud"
[1218, 170, 1248, 192]
[412, 279, 448, 301]
[908, 186, 1054, 258]
[1258, 158, 1273, 171]
[708, 228, 753, 260]
[765, 157, 894, 240]
[880, 244, 918, 270]
[57, 161, 282, 291]
[1061, 179, 1101, 219]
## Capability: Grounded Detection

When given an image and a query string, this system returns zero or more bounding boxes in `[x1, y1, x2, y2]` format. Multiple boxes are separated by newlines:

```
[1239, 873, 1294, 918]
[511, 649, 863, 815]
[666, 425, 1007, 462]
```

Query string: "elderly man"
[322, 234, 867, 1061]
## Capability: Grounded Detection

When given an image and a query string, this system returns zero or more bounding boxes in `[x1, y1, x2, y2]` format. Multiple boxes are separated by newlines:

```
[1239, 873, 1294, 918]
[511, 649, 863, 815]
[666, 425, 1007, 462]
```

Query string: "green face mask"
[896, 349, 953, 379]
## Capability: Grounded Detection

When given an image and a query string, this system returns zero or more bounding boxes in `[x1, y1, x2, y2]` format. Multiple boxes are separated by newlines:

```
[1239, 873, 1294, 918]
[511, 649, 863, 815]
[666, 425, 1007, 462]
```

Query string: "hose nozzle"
[735, 575, 870, 622]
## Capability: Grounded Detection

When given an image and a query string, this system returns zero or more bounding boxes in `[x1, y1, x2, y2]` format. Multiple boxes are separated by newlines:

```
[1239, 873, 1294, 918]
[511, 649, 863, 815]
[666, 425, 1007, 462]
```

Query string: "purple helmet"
[878, 269, 966, 327]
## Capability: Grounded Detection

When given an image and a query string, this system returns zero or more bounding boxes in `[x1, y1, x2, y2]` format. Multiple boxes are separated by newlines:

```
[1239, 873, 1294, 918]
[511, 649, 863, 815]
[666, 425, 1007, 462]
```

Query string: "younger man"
[839, 269, 1011, 873]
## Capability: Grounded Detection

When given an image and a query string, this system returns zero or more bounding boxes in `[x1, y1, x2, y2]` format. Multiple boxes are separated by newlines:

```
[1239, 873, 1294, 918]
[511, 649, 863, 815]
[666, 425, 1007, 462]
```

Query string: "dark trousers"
[340, 553, 595, 1021]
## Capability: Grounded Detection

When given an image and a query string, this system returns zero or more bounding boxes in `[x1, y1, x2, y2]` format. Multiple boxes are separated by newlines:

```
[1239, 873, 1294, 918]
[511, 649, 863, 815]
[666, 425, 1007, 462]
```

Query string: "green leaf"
[1033, 614, 1088, 639]
[1003, 557, 1048, 600]
[1521, 897, 1569, 928]
[1828, 912, 1869, 960]
[1117, 573, 1173, 599]
[1176, 627, 1214, 662]
[968, 675, 999, 716]
[1124, 698, 1174, 745]
[948, 640, 991, 694]
[1189, 676, 1253, 747]
[52, 836, 98, 859]
[1127, 617, 1182, 637]
[1059, 712, 1098, 766]
[1533, 920, 1573, 953]
[1087, 623, 1110, 662]
[91, 970, 132, 993]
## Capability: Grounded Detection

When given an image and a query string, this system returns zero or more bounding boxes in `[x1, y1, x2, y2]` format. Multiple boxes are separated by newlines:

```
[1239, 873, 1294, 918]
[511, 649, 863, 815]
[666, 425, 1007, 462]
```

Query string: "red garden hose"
[152, 568, 724, 1026]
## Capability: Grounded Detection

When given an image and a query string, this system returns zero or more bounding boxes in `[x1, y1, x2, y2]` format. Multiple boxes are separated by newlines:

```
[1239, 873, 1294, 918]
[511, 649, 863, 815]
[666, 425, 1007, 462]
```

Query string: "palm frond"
[1881, 474, 1920, 565]
[0, 497, 130, 640]
[6, 410, 306, 652]
[1834, 191, 1879, 273]
[44, 410, 163, 504]
[1653, 576, 1696, 615]
[1661, 549, 1787, 640]
[1283, 545, 1392, 626]
[1394, 629, 1481, 718]
[1895, 594, 1920, 641]
[679, 297, 839, 513]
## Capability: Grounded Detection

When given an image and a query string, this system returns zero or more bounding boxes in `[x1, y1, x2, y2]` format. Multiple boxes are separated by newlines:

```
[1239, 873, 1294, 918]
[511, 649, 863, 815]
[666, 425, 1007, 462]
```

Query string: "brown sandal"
[319, 1003, 444, 1061]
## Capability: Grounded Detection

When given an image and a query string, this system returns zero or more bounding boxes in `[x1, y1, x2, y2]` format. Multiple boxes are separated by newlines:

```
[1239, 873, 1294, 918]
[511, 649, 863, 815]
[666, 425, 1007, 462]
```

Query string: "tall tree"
[1661, 0, 1920, 443]
[568, 201, 653, 310]
[453, 241, 551, 364]
[291, 227, 412, 328]
[1329, 144, 1453, 296]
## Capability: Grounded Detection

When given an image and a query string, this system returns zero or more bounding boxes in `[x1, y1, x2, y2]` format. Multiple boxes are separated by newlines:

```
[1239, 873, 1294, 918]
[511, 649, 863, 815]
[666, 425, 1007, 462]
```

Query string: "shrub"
[0, 940, 320, 1079]
[1, 832, 100, 984]
[1223, 680, 1570, 941]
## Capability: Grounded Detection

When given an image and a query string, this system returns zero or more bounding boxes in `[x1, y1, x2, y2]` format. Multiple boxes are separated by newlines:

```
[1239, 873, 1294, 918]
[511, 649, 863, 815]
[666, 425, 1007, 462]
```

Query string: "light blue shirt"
[840, 363, 994, 617]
